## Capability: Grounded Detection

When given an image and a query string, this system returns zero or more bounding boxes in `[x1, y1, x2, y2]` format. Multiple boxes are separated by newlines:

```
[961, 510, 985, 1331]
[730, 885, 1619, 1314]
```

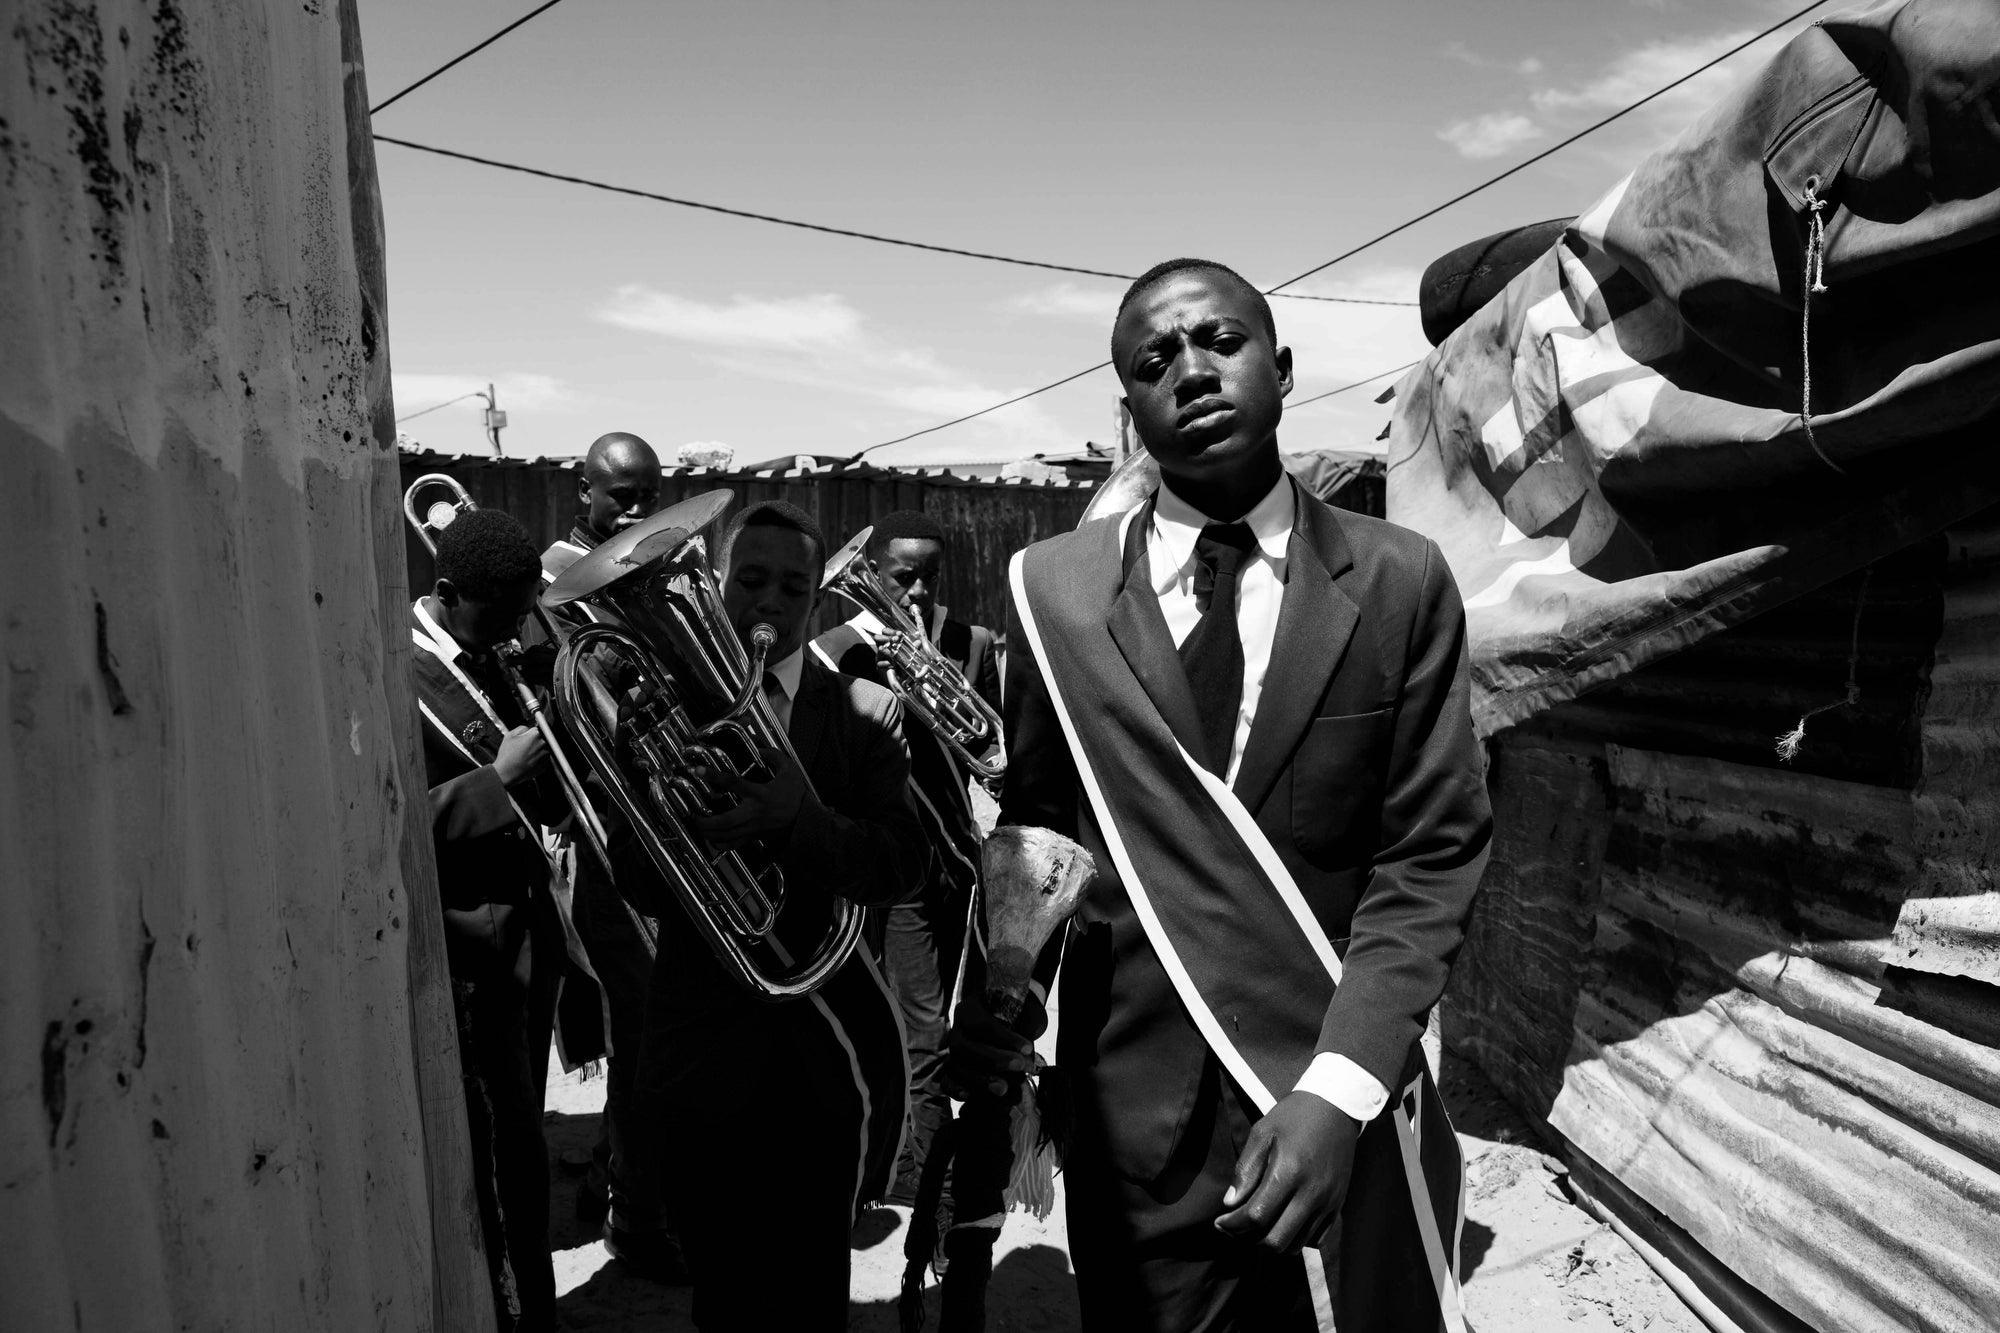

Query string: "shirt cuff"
[1292, 1053, 1390, 1123]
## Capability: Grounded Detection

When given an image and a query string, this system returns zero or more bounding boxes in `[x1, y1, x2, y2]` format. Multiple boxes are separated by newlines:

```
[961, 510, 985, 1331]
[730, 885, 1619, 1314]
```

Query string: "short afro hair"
[866, 510, 945, 557]
[434, 507, 543, 601]
[1112, 257, 1276, 353]
[719, 499, 827, 573]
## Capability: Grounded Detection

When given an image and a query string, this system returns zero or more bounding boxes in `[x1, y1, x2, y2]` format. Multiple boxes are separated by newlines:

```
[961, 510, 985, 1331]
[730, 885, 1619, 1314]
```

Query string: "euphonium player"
[640, 500, 928, 1331]
[533, 431, 683, 1279]
[812, 510, 1001, 1203]
[410, 507, 568, 1333]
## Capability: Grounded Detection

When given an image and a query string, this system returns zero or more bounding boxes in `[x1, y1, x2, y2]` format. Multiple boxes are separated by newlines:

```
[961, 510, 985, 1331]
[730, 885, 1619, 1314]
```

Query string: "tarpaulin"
[1387, 0, 2000, 736]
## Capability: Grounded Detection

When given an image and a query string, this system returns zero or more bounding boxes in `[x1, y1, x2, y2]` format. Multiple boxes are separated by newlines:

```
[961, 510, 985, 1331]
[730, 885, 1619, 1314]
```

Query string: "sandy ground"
[541, 1036, 1703, 1332]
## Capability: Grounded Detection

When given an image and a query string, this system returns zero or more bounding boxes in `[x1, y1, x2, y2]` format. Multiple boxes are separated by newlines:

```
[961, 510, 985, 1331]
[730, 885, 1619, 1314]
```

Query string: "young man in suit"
[641, 500, 929, 1331]
[950, 259, 1492, 1331]
[813, 509, 1001, 1202]
[411, 507, 567, 1333]
[532, 431, 682, 1277]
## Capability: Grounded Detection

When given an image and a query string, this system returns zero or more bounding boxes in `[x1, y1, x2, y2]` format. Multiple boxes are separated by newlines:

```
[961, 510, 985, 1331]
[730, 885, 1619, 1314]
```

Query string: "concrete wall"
[0, 3, 488, 1328]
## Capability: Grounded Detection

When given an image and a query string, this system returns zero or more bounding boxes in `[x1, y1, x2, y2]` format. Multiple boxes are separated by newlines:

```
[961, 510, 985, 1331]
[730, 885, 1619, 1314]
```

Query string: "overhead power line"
[1288, 360, 1423, 409]
[371, 135, 1414, 305]
[845, 362, 1116, 463]
[396, 391, 484, 424]
[370, 0, 575, 116]
[849, 0, 1832, 453]
[1263, 0, 1834, 294]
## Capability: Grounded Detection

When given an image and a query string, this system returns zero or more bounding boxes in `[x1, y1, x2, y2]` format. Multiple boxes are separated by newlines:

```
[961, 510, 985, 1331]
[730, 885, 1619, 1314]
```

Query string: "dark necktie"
[1178, 522, 1256, 775]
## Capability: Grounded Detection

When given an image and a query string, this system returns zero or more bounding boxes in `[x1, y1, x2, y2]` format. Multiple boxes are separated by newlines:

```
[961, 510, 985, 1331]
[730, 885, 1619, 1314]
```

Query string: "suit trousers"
[570, 864, 662, 1231]
[1065, 1058, 1320, 1333]
[457, 975, 558, 1333]
[880, 877, 970, 1199]
[649, 1004, 867, 1332]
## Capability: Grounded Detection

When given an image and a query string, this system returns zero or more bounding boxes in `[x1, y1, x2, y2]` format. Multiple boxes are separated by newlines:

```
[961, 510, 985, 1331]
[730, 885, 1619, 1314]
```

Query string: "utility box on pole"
[483, 382, 507, 457]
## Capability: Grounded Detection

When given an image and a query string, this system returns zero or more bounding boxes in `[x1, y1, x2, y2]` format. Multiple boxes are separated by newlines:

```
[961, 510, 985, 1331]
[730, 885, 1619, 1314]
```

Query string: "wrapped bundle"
[979, 825, 1094, 1023]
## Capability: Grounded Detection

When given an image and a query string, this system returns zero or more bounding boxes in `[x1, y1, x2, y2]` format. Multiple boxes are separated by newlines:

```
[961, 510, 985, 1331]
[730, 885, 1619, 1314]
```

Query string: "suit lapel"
[789, 656, 832, 778]
[1232, 493, 1360, 814]
[1105, 500, 1210, 767]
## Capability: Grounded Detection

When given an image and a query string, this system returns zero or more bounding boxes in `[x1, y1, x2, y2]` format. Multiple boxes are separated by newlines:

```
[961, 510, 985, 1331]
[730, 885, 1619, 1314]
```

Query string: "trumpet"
[822, 526, 1006, 781]
[542, 492, 862, 1000]
[401, 474, 619, 886]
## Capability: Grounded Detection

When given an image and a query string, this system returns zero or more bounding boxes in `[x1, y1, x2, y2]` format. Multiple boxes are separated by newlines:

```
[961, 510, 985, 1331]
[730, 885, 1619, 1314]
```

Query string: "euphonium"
[401, 473, 618, 885]
[541, 491, 862, 1000]
[822, 526, 1007, 781]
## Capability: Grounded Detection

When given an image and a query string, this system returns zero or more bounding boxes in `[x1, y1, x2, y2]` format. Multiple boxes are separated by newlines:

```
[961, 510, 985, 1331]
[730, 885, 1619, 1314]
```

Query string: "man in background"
[814, 510, 1002, 1203]
[535, 431, 683, 1280]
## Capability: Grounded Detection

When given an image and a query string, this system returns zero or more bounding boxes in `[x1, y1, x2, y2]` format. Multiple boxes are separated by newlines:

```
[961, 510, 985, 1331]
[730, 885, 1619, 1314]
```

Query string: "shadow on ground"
[850, 1243, 1080, 1333]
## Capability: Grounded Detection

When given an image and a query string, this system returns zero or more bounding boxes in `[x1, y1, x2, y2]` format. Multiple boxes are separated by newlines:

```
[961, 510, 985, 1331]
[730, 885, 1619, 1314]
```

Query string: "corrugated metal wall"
[399, 452, 1097, 636]
[1448, 511, 2000, 1332]
[0, 4, 487, 1329]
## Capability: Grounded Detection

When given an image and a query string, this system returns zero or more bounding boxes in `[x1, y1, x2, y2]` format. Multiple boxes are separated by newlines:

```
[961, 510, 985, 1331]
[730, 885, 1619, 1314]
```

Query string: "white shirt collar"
[765, 647, 804, 702]
[1151, 473, 1296, 576]
[413, 597, 470, 665]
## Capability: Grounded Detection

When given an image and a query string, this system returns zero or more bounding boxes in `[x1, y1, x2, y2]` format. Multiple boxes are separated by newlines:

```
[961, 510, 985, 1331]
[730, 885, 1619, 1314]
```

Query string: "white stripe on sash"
[1010, 549, 1275, 1110]
[1392, 1077, 1467, 1333]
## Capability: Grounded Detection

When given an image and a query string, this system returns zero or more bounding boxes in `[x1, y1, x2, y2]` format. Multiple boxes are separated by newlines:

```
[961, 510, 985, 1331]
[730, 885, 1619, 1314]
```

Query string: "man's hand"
[686, 745, 810, 851]
[494, 725, 550, 787]
[942, 987, 1044, 1099]
[1214, 1091, 1361, 1253]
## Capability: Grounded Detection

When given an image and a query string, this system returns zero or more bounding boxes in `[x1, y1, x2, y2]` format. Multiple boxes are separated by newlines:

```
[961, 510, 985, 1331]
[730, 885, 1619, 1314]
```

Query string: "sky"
[357, 0, 1834, 466]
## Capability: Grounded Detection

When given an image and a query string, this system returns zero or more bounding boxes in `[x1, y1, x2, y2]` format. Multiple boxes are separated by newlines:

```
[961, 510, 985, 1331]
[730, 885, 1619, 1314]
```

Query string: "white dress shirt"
[1146, 477, 1391, 1125]
[762, 647, 804, 735]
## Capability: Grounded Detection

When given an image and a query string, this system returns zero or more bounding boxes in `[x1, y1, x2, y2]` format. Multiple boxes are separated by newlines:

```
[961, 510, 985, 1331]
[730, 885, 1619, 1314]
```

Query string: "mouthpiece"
[750, 623, 778, 652]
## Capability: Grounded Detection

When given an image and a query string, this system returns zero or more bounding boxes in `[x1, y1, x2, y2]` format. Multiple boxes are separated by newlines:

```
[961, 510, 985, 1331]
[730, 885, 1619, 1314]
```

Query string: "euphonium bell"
[822, 525, 1007, 781]
[541, 491, 862, 1000]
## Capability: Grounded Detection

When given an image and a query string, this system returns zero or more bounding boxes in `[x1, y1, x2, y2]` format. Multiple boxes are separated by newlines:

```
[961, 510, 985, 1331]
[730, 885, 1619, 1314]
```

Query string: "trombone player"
[408, 506, 567, 1333]
[814, 510, 1003, 1203]
[640, 500, 928, 1331]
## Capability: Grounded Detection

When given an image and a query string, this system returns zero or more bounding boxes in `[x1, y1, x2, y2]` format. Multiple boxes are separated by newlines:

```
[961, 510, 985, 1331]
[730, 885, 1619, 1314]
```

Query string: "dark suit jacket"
[999, 484, 1491, 1180]
[649, 656, 928, 1111]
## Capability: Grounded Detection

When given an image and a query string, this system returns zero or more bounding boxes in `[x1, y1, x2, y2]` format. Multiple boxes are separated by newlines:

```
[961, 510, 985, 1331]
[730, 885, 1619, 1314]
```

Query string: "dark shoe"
[603, 1221, 690, 1285]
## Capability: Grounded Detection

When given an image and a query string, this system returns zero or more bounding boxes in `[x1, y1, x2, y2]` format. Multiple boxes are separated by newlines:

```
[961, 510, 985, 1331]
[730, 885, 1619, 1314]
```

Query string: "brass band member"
[640, 500, 928, 1331]
[812, 510, 1000, 1203]
[411, 507, 567, 1333]
[536, 431, 682, 1279]
[950, 259, 1491, 1331]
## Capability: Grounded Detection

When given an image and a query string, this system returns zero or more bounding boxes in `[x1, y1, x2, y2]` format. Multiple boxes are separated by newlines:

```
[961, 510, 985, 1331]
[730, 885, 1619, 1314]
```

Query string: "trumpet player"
[535, 431, 682, 1279]
[641, 500, 928, 1332]
[813, 510, 1000, 1203]
[410, 507, 567, 1333]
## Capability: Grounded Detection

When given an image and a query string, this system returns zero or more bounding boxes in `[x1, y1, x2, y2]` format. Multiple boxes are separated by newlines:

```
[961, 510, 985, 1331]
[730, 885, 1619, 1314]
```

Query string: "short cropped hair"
[720, 499, 827, 572]
[1113, 257, 1276, 349]
[867, 509, 945, 556]
[434, 507, 542, 601]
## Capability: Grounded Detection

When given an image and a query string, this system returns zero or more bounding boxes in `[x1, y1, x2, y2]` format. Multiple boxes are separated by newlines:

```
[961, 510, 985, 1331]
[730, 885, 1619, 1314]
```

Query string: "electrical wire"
[1287, 360, 1423, 409]
[371, 136, 1413, 305]
[396, 391, 484, 424]
[370, 0, 575, 116]
[844, 362, 1115, 463]
[1262, 0, 1833, 295]
[851, 0, 1831, 454]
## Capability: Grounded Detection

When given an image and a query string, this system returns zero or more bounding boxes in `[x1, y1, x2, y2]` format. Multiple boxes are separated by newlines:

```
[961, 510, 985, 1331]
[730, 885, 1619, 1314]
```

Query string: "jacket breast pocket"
[1290, 709, 1393, 864]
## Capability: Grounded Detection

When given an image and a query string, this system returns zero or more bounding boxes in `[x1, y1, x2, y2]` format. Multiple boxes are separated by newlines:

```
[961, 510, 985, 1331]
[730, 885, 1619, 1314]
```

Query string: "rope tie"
[1776, 568, 1870, 762]
[1800, 177, 1846, 475]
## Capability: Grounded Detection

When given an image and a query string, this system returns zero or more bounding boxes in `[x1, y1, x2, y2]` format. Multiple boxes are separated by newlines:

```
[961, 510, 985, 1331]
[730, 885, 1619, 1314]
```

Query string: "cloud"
[1438, 23, 1794, 170]
[598, 286, 1076, 457]
[1438, 111, 1545, 159]
[1003, 282, 1119, 322]
[598, 289, 862, 350]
